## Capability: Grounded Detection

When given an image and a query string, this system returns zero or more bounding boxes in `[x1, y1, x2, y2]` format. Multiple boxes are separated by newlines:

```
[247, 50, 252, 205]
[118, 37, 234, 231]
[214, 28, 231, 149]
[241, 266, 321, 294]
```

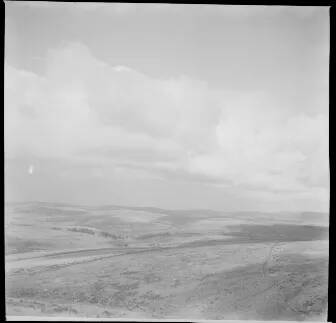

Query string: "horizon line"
[4, 199, 330, 215]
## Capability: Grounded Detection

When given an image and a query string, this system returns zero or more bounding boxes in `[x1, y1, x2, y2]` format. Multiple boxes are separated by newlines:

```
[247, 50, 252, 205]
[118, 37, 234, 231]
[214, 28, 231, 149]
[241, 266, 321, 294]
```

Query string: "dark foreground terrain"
[5, 202, 329, 320]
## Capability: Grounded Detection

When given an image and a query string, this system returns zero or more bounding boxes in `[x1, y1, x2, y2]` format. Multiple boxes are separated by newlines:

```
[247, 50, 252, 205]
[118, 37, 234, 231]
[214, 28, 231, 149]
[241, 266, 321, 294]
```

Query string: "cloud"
[19, 2, 326, 20]
[5, 42, 329, 197]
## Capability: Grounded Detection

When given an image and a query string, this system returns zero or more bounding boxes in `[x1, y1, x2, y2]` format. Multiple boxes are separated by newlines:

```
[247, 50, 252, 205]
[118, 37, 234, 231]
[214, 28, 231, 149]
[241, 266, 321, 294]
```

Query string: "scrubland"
[5, 202, 329, 320]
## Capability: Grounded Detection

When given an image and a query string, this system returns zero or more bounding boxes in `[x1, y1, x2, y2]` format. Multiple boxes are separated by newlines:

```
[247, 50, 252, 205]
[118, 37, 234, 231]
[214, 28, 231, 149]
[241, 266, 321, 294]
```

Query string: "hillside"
[5, 202, 329, 320]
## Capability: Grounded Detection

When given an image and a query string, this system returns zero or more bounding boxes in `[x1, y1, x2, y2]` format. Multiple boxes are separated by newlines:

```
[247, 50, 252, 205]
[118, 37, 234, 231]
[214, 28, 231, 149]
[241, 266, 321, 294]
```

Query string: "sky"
[4, 2, 330, 212]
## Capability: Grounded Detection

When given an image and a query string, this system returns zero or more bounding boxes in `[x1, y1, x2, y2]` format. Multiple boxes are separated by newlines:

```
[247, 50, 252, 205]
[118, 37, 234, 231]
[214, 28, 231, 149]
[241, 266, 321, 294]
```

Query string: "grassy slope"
[5, 202, 329, 320]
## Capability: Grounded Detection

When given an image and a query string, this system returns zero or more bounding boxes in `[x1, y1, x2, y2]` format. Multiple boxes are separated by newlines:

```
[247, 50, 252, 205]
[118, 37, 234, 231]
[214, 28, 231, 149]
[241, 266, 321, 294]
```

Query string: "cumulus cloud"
[5, 42, 329, 197]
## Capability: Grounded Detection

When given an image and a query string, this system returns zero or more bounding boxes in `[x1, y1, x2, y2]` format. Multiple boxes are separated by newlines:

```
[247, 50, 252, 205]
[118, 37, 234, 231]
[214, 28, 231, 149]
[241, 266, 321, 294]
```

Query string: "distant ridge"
[5, 200, 329, 217]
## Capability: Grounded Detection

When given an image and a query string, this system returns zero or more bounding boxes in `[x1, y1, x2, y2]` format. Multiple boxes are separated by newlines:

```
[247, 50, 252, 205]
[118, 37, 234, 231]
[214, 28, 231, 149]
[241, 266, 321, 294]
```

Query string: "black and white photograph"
[4, 2, 330, 321]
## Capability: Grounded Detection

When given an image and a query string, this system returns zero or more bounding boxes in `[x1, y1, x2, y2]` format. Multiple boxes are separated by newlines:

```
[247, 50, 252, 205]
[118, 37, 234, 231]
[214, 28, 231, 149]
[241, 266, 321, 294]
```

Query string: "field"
[5, 202, 329, 320]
